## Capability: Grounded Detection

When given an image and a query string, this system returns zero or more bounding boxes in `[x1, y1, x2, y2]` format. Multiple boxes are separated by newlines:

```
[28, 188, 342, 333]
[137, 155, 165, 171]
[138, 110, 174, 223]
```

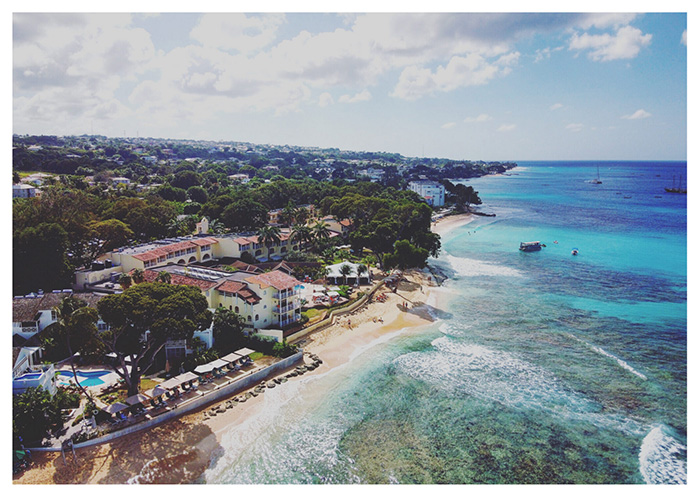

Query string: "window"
[235, 306, 239, 313]
[247, 315, 252, 322]
[255, 314, 259, 321]
[229, 305, 232, 310]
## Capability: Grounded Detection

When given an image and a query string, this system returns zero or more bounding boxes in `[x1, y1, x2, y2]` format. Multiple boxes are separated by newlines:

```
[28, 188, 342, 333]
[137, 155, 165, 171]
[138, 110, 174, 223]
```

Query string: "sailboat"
[591, 165, 602, 184]
[665, 174, 687, 194]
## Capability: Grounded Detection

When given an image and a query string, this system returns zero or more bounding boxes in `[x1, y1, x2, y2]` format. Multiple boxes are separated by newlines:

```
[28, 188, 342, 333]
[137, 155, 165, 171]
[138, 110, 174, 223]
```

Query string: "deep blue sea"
[204, 161, 687, 484]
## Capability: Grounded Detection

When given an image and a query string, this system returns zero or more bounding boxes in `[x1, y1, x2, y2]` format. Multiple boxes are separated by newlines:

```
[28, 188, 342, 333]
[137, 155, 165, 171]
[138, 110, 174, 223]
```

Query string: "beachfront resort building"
[139, 264, 302, 362]
[73, 220, 351, 291]
[408, 180, 445, 207]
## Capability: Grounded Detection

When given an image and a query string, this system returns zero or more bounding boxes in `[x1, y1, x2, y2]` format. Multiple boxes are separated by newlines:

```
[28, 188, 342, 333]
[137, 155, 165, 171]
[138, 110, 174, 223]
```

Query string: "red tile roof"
[215, 280, 261, 304]
[245, 270, 301, 291]
[231, 261, 262, 273]
[131, 239, 218, 262]
[142, 270, 219, 291]
[190, 237, 217, 246]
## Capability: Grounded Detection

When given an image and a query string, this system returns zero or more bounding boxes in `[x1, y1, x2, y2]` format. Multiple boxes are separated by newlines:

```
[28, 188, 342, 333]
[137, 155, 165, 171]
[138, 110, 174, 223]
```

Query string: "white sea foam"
[395, 336, 594, 414]
[393, 336, 645, 434]
[205, 368, 363, 484]
[347, 326, 414, 362]
[444, 254, 523, 278]
[639, 425, 687, 484]
[567, 333, 647, 380]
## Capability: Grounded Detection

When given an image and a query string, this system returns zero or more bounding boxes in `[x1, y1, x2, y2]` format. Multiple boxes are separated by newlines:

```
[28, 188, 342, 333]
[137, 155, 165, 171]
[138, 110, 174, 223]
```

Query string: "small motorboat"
[571, 248, 579, 256]
[519, 241, 542, 252]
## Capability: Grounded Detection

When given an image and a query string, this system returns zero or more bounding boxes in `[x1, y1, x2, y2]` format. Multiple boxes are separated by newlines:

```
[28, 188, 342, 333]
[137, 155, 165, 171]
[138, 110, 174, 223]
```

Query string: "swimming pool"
[57, 370, 111, 387]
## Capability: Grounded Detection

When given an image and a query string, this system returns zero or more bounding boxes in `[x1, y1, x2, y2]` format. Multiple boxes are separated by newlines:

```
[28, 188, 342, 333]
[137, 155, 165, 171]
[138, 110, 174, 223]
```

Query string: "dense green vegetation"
[13, 387, 80, 446]
[13, 135, 511, 294]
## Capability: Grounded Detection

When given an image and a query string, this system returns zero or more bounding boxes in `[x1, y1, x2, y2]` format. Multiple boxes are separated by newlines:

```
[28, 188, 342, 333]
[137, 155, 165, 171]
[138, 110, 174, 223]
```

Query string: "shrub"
[272, 339, 298, 358]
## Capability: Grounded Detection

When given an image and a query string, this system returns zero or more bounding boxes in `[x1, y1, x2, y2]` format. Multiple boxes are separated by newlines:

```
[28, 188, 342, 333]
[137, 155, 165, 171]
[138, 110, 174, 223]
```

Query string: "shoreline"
[432, 211, 476, 237]
[13, 269, 443, 484]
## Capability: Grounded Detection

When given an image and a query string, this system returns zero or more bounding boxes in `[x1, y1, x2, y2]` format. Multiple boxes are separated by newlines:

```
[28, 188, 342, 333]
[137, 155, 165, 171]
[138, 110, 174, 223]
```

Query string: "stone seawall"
[29, 351, 304, 452]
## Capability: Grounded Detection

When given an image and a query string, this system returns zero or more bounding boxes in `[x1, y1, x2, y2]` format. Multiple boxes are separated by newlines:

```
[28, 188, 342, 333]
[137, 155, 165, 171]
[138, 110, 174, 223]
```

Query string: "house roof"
[13, 293, 69, 322]
[233, 236, 256, 246]
[231, 261, 263, 273]
[190, 237, 217, 246]
[142, 270, 219, 290]
[245, 270, 301, 291]
[215, 280, 261, 304]
[131, 238, 218, 262]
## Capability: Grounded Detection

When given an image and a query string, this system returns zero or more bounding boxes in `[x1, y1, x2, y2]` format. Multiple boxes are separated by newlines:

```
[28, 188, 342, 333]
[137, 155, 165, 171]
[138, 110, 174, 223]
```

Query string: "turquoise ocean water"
[204, 161, 687, 484]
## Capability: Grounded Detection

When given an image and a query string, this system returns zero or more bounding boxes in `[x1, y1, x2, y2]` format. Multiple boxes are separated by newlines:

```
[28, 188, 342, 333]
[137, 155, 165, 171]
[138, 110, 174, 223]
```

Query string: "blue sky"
[12, 9, 688, 160]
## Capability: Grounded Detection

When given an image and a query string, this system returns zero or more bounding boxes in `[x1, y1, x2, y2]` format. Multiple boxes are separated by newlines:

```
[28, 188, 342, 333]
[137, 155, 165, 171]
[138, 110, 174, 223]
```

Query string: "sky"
[11, 7, 689, 161]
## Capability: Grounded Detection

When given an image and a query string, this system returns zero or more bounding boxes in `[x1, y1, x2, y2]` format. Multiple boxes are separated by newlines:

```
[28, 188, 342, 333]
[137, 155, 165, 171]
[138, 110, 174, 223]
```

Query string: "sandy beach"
[13, 265, 446, 484]
[432, 212, 475, 237]
[13, 214, 475, 484]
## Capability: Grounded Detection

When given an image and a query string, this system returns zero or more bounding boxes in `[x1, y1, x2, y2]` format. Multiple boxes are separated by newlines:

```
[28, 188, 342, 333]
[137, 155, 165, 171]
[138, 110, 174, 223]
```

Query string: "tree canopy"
[96, 283, 213, 395]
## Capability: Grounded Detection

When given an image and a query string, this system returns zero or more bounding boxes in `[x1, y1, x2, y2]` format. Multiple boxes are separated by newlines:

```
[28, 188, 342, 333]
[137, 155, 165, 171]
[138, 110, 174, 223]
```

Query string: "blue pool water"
[15, 372, 43, 380]
[57, 370, 111, 387]
[204, 161, 686, 484]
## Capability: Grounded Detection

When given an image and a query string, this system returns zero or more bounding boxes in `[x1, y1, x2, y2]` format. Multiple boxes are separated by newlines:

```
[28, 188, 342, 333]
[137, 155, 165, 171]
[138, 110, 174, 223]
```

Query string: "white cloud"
[534, 45, 564, 63]
[338, 89, 372, 103]
[13, 13, 156, 131]
[550, 103, 563, 111]
[681, 30, 687, 46]
[569, 26, 652, 62]
[566, 123, 584, 132]
[573, 14, 638, 30]
[622, 109, 651, 120]
[391, 52, 515, 100]
[464, 113, 492, 123]
[498, 124, 516, 132]
[441, 122, 457, 129]
[190, 14, 286, 54]
[318, 92, 334, 107]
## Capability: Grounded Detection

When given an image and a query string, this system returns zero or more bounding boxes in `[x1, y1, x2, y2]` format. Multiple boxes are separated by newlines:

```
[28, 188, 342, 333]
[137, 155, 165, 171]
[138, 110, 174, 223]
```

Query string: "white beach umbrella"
[124, 393, 150, 405]
[194, 363, 215, 374]
[102, 402, 129, 414]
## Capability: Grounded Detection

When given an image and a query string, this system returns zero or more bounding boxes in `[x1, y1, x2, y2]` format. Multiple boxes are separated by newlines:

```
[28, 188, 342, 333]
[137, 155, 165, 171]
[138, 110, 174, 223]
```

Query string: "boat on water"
[665, 174, 687, 194]
[591, 165, 602, 184]
[519, 241, 542, 252]
[571, 248, 579, 256]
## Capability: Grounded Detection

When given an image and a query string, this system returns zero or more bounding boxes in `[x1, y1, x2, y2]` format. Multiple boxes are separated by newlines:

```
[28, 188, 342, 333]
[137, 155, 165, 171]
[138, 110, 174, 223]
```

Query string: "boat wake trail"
[566, 333, 647, 380]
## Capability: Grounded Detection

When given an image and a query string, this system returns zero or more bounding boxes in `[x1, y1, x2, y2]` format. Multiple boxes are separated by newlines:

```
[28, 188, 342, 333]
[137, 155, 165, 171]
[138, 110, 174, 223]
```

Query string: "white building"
[408, 181, 445, 207]
[12, 184, 39, 198]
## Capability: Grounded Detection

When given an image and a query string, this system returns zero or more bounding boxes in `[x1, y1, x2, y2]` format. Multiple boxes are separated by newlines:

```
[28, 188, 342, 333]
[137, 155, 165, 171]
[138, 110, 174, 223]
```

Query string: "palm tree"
[356, 263, 368, 283]
[118, 273, 132, 289]
[279, 202, 299, 227]
[294, 207, 310, 226]
[311, 220, 331, 252]
[156, 271, 171, 284]
[339, 263, 353, 286]
[208, 218, 227, 235]
[257, 225, 282, 250]
[48, 297, 99, 401]
[131, 268, 145, 284]
[290, 223, 314, 250]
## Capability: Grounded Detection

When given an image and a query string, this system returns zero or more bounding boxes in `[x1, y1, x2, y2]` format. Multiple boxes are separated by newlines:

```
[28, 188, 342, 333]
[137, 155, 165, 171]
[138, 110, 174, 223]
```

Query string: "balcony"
[273, 289, 299, 300]
[273, 301, 302, 314]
